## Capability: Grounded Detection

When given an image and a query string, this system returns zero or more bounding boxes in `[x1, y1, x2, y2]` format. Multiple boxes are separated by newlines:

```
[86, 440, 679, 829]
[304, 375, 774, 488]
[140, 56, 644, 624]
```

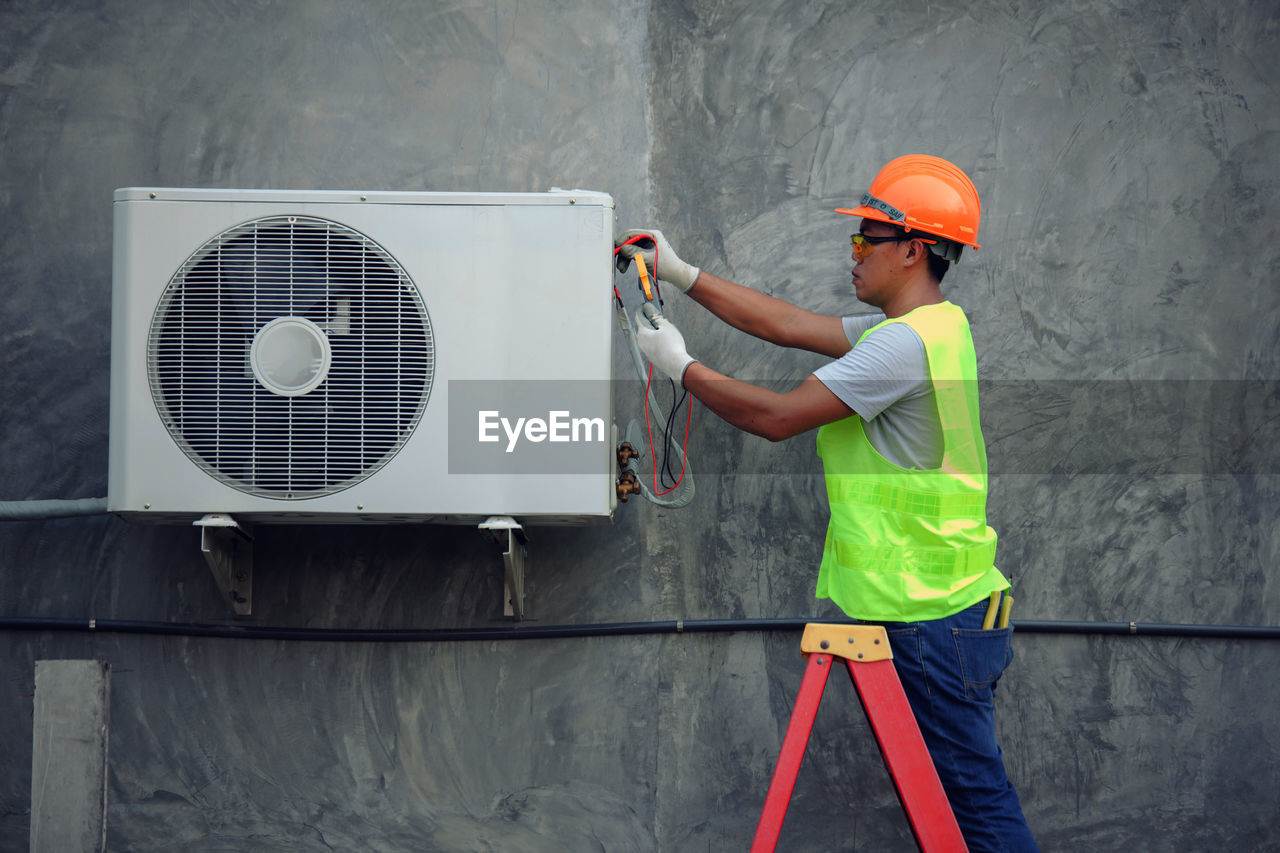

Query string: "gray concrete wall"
[1, 1, 1277, 850]
[30, 660, 110, 853]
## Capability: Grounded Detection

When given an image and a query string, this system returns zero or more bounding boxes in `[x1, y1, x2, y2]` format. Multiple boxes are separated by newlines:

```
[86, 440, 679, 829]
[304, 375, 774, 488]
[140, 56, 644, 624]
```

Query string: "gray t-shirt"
[812, 314, 943, 470]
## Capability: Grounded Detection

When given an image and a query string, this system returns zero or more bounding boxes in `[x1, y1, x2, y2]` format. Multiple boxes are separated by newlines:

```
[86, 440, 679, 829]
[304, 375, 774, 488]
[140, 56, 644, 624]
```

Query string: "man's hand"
[635, 311, 696, 383]
[615, 228, 701, 293]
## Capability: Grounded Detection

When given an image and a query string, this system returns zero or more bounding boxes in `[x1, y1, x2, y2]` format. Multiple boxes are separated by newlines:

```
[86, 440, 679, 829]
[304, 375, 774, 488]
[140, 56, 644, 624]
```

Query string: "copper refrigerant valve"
[617, 441, 640, 469]
[616, 471, 641, 502]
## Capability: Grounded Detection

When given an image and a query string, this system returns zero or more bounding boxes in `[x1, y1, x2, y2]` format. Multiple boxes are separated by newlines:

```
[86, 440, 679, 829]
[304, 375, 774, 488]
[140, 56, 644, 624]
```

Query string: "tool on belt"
[983, 590, 1014, 629]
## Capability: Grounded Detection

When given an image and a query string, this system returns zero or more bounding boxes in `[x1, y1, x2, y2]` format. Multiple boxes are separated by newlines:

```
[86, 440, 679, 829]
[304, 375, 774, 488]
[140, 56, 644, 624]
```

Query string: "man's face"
[850, 219, 905, 306]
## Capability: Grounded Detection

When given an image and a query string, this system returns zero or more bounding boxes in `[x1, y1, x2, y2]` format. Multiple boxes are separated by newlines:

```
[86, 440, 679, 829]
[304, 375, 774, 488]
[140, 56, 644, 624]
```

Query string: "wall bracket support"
[194, 513, 253, 615]
[479, 516, 528, 620]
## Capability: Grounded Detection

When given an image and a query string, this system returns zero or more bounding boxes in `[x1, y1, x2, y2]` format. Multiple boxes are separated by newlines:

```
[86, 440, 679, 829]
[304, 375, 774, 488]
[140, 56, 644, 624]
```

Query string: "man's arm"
[687, 270, 852, 359]
[615, 228, 852, 358]
[681, 361, 854, 442]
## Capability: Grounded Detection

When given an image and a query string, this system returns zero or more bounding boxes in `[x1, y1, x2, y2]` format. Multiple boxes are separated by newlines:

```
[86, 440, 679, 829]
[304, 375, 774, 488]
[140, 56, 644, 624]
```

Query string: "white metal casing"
[109, 188, 617, 524]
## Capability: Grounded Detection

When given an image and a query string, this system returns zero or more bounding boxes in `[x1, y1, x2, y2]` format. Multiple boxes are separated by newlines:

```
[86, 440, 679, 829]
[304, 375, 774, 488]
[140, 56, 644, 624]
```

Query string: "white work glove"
[615, 228, 701, 293]
[635, 311, 697, 384]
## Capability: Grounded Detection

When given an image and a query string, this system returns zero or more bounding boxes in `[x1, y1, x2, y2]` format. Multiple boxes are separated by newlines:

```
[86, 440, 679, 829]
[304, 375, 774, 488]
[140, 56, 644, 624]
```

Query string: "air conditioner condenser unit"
[108, 188, 618, 530]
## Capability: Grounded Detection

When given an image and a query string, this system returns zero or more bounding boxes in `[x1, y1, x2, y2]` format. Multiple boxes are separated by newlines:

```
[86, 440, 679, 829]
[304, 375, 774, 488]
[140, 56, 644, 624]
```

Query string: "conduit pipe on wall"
[0, 498, 108, 521]
[1, 507, 1275, 641]
[1, 615, 1277, 643]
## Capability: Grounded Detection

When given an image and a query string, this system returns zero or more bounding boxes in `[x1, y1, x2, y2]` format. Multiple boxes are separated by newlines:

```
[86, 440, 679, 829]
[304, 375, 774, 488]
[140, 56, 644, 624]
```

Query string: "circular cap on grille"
[147, 215, 435, 499]
[251, 317, 332, 397]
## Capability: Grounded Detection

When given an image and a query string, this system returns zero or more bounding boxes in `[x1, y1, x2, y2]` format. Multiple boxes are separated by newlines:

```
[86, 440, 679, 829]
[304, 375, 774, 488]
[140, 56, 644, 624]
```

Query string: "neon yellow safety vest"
[815, 301, 1009, 622]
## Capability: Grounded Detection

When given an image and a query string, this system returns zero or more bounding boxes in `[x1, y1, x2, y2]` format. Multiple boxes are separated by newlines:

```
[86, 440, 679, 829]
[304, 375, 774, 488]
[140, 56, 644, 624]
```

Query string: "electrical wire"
[661, 380, 690, 489]
[643, 363, 692, 496]
[2, 614, 1278, 644]
[613, 235, 695, 507]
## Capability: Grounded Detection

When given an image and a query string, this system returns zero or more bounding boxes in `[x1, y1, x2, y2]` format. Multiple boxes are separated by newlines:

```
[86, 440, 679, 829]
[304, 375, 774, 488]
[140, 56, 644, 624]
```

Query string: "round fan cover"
[147, 215, 435, 498]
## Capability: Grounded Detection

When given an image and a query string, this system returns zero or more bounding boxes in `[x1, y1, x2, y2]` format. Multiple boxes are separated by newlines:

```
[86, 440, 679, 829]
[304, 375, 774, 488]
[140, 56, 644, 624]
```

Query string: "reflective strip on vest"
[828, 537, 998, 577]
[825, 477, 987, 519]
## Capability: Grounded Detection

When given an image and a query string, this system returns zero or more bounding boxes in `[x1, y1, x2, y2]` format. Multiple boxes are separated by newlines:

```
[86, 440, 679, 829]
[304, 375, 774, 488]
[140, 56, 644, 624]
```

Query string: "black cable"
[661, 378, 689, 489]
[662, 379, 674, 486]
[614, 236, 691, 493]
[2, 615, 1278, 644]
[1009, 620, 1280, 639]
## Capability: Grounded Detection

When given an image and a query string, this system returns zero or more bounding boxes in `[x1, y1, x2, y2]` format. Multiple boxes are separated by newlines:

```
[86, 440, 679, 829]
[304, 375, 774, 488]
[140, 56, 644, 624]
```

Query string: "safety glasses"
[850, 232, 907, 261]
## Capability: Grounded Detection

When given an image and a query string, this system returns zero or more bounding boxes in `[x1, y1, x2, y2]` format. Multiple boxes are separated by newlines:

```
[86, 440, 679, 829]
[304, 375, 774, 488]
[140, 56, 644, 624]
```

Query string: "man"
[617, 155, 1038, 851]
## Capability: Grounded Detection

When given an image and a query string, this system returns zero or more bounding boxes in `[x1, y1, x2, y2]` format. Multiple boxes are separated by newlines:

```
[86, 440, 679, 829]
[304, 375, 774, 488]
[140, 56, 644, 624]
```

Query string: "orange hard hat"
[837, 155, 982, 260]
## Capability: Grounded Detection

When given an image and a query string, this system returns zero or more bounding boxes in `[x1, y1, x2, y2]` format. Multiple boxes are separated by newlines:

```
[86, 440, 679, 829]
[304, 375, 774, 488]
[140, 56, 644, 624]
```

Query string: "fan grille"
[147, 215, 434, 499]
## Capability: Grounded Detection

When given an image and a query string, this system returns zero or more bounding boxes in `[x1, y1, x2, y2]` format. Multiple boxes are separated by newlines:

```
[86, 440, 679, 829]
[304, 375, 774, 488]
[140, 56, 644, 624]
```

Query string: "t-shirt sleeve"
[841, 313, 886, 347]
[813, 322, 932, 420]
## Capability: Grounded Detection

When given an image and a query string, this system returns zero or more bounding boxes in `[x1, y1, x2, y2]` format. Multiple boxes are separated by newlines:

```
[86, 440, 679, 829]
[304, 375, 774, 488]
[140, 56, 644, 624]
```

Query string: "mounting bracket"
[478, 516, 528, 620]
[194, 513, 253, 615]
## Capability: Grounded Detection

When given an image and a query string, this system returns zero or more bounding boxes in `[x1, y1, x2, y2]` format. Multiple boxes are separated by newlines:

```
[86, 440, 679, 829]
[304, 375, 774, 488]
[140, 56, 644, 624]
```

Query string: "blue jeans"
[871, 600, 1039, 852]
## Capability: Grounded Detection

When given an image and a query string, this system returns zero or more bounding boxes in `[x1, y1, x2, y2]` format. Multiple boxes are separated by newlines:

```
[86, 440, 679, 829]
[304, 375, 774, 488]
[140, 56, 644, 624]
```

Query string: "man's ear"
[904, 237, 927, 265]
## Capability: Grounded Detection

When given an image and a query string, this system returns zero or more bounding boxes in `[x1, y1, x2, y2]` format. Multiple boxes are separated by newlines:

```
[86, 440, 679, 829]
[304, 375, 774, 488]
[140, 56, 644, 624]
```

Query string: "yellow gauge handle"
[635, 253, 654, 302]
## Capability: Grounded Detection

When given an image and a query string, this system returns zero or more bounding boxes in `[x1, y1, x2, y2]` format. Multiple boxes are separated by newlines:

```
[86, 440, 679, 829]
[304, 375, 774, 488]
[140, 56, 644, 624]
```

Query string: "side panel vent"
[146, 215, 435, 498]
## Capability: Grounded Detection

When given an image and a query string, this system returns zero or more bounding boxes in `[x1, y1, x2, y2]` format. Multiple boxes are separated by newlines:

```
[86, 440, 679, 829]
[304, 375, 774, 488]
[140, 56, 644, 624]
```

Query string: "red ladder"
[750, 624, 968, 852]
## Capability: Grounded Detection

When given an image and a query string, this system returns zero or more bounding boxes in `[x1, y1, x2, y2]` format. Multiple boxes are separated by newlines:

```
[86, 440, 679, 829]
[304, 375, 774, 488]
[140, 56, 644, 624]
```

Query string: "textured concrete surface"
[2, 0, 1279, 850]
[30, 660, 110, 852]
